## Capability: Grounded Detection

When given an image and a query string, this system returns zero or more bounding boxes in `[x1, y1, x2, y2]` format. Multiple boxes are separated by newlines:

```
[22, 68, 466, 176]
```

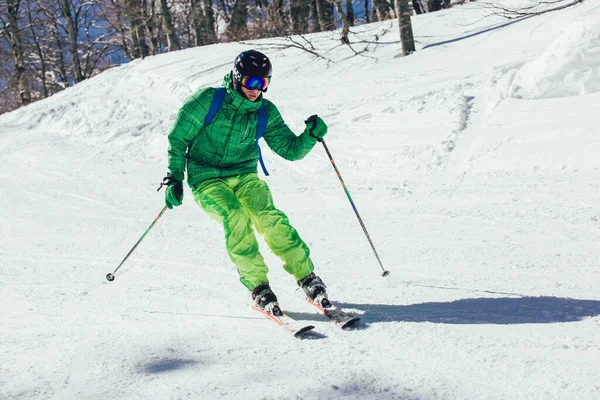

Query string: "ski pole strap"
[157, 176, 179, 191]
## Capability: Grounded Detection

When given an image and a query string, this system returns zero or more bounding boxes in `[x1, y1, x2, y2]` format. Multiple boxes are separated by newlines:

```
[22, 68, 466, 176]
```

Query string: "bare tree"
[290, 0, 310, 34]
[159, 0, 180, 50]
[315, 0, 334, 31]
[266, 0, 288, 36]
[48, 16, 70, 88]
[57, 0, 85, 82]
[188, 0, 204, 45]
[345, 0, 354, 26]
[187, 0, 216, 45]
[329, 0, 350, 43]
[372, 0, 394, 21]
[227, 0, 248, 39]
[141, 0, 160, 55]
[0, 0, 437, 114]
[426, 0, 442, 12]
[24, 0, 50, 98]
[126, 0, 150, 58]
[51, 0, 112, 82]
[202, 0, 216, 43]
[0, 79, 21, 115]
[395, 0, 415, 55]
[412, 0, 425, 13]
[1, 0, 32, 105]
[309, 0, 320, 32]
[99, 0, 135, 59]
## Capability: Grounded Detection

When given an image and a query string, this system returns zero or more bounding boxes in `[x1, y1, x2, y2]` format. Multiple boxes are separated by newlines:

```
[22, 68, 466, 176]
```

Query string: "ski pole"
[305, 115, 390, 277]
[106, 206, 168, 282]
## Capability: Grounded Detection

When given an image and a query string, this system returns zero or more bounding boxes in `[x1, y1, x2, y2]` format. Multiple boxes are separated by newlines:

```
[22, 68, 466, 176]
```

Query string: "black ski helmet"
[232, 50, 272, 92]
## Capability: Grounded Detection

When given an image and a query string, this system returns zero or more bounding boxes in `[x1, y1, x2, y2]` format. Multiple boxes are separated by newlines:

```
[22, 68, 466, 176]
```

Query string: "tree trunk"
[202, 0, 216, 43]
[395, 0, 415, 55]
[126, 0, 149, 59]
[5, 0, 32, 105]
[315, 0, 334, 31]
[345, 0, 354, 26]
[58, 0, 84, 82]
[142, 0, 159, 55]
[412, 0, 424, 14]
[427, 0, 442, 11]
[159, 0, 180, 51]
[190, 0, 205, 46]
[372, 0, 394, 21]
[25, 1, 48, 98]
[116, 0, 134, 60]
[266, 0, 288, 36]
[331, 0, 350, 44]
[228, 0, 248, 39]
[51, 22, 69, 88]
[365, 0, 369, 23]
[290, 0, 310, 34]
[310, 0, 321, 32]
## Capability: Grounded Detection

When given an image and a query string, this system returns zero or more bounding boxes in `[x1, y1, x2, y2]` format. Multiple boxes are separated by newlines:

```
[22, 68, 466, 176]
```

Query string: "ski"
[252, 306, 315, 338]
[306, 299, 362, 329]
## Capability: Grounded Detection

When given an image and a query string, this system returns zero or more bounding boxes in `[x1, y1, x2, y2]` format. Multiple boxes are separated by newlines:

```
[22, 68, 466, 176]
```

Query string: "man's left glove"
[304, 115, 328, 141]
[162, 177, 184, 209]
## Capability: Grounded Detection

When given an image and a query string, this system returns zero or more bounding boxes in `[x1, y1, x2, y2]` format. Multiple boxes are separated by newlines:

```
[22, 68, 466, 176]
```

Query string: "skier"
[162, 50, 329, 316]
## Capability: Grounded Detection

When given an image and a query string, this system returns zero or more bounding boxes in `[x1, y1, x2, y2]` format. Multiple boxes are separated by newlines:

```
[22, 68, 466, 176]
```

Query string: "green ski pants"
[192, 173, 314, 291]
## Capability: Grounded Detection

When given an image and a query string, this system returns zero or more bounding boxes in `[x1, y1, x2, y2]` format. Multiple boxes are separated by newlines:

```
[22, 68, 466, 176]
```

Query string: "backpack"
[204, 87, 270, 176]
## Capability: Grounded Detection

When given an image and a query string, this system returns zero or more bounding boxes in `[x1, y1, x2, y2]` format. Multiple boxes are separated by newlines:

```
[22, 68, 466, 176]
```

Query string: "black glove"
[304, 115, 328, 141]
[160, 176, 183, 209]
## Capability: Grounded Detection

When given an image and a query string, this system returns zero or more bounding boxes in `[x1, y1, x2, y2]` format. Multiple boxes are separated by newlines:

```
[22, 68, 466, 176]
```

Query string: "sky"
[1, 0, 600, 399]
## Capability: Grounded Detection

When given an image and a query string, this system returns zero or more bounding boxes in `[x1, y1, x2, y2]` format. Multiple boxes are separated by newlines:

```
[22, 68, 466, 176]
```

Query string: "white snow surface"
[1, 1, 600, 399]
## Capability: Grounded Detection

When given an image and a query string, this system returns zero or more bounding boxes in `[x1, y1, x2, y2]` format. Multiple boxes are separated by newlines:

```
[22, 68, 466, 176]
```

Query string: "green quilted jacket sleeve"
[262, 100, 318, 161]
[167, 88, 216, 181]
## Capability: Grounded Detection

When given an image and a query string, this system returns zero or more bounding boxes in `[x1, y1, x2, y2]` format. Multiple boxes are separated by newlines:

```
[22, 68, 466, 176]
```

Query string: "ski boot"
[252, 283, 283, 316]
[298, 273, 332, 308]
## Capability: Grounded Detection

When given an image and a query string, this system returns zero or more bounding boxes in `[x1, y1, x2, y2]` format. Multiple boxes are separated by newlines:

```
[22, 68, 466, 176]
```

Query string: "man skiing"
[163, 50, 329, 316]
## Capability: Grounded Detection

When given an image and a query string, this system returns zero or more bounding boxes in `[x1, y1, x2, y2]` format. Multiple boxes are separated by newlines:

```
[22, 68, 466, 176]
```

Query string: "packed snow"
[1, 1, 599, 399]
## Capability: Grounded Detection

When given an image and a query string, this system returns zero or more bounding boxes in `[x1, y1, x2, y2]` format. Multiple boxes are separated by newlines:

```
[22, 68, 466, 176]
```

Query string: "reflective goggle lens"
[241, 75, 270, 91]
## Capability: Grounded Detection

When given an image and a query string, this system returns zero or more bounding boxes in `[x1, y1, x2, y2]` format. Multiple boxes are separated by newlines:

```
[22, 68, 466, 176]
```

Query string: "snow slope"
[1, 1, 600, 399]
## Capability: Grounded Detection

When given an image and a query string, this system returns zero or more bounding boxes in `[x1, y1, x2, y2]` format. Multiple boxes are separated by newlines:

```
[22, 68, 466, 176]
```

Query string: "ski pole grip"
[304, 114, 322, 142]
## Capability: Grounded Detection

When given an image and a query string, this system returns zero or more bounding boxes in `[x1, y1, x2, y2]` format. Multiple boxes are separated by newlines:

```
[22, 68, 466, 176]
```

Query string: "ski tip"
[294, 325, 316, 338]
[340, 317, 362, 330]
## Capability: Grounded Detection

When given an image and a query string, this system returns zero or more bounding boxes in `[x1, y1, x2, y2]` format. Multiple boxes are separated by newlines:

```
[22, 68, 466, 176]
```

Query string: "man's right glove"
[162, 177, 184, 209]
[304, 115, 328, 141]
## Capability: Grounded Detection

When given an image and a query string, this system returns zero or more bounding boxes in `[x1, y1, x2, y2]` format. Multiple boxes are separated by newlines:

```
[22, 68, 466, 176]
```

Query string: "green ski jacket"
[167, 73, 319, 189]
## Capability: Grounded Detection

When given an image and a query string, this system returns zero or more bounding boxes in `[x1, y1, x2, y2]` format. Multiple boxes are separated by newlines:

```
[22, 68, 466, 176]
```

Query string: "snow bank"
[509, 14, 600, 99]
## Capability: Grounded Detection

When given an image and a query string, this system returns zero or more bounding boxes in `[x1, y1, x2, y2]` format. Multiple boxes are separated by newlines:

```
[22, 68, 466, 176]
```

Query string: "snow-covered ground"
[1, 1, 600, 398]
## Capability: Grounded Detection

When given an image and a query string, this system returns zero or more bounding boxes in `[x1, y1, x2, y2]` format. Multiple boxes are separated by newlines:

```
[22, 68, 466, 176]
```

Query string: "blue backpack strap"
[205, 87, 225, 125]
[255, 103, 269, 176]
[256, 103, 267, 140]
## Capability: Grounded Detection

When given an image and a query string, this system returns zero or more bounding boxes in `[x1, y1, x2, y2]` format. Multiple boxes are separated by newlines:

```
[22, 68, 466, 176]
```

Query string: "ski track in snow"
[1, 1, 600, 399]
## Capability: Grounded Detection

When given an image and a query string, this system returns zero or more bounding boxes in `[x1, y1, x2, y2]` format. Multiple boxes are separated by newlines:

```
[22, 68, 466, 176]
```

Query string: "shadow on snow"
[336, 296, 600, 325]
[421, 15, 535, 50]
[138, 358, 201, 374]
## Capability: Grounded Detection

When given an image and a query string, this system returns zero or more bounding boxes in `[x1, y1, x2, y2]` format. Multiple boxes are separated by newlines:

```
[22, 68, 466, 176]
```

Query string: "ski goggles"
[240, 75, 271, 91]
